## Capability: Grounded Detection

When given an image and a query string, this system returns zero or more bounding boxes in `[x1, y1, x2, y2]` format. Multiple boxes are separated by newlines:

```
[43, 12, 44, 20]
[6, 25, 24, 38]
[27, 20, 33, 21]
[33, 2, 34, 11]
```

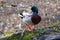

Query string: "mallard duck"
[20, 6, 41, 32]
[23, 6, 41, 25]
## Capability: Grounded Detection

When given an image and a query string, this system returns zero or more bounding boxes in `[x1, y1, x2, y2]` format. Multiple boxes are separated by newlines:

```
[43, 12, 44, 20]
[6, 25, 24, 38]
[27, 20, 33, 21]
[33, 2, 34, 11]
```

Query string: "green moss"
[7, 36, 19, 40]
[7, 33, 21, 40]
[33, 29, 46, 36]
[6, 31, 14, 35]
[22, 33, 36, 40]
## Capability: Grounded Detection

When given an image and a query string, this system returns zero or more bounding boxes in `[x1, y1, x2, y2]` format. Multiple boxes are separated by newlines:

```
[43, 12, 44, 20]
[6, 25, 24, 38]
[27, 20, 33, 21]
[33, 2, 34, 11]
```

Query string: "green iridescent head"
[31, 6, 38, 13]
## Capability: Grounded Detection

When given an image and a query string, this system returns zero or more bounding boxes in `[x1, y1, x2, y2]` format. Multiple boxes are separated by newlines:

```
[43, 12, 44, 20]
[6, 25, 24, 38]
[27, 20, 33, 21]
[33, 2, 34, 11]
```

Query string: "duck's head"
[31, 6, 38, 13]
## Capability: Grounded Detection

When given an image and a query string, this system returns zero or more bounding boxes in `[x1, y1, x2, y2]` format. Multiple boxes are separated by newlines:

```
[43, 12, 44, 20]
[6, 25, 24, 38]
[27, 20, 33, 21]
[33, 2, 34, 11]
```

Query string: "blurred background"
[0, 0, 60, 40]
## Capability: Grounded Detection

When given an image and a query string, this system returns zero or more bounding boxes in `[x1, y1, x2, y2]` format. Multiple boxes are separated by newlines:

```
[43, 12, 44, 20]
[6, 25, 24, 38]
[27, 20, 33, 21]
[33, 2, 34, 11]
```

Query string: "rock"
[45, 34, 60, 40]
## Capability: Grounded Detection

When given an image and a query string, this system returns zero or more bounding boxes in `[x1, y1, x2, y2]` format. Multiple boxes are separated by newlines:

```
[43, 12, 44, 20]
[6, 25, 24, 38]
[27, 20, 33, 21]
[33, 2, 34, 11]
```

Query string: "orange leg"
[32, 26, 38, 30]
[27, 24, 32, 32]
[27, 24, 38, 32]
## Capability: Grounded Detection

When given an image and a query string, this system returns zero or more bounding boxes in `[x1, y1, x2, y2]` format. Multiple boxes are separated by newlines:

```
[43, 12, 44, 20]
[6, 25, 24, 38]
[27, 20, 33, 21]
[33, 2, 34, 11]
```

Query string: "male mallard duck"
[20, 6, 41, 32]
[31, 6, 41, 25]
